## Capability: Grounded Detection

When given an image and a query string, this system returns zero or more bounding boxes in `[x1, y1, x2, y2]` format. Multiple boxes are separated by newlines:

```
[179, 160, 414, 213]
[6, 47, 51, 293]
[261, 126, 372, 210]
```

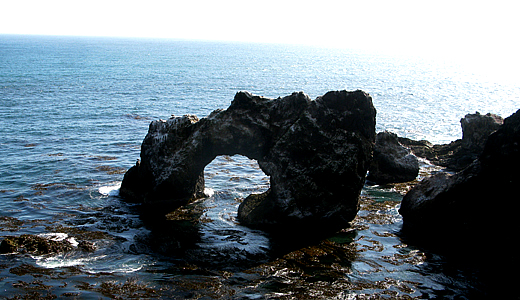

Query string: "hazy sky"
[1, 0, 518, 81]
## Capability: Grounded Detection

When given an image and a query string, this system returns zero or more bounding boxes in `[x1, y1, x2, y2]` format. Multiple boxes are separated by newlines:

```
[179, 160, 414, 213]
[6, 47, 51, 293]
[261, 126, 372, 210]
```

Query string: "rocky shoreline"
[399, 110, 519, 247]
[3, 90, 517, 259]
[368, 112, 504, 185]
[370, 110, 519, 261]
[398, 112, 504, 172]
[1, 90, 518, 298]
[117, 90, 519, 253]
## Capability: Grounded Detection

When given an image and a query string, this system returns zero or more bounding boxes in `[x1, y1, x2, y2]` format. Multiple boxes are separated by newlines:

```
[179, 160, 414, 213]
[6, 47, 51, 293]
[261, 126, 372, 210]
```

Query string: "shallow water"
[0, 155, 512, 299]
[1, 34, 519, 299]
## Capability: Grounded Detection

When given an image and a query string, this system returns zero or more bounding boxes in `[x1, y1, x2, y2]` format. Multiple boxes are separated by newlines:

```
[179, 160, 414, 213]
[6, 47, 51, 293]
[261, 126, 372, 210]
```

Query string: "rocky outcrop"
[398, 112, 503, 171]
[399, 109, 520, 241]
[460, 112, 503, 150]
[367, 131, 419, 184]
[120, 90, 376, 233]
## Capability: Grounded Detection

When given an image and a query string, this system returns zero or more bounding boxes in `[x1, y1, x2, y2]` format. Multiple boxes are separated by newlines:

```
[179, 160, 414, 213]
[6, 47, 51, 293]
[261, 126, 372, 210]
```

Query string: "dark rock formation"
[399, 109, 520, 242]
[398, 112, 503, 171]
[120, 90, 376, 233]
[460, 112, 503, 150]
[367, 131, 419, 184]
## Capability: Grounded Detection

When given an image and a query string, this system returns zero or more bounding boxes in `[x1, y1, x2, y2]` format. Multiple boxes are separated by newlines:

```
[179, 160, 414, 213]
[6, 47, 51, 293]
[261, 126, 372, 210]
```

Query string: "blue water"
[0, 34, 518, 299]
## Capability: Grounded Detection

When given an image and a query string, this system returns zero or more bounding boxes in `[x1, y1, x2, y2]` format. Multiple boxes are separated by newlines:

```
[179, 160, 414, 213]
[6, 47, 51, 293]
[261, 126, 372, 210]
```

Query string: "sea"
[0, 34, 518, 299]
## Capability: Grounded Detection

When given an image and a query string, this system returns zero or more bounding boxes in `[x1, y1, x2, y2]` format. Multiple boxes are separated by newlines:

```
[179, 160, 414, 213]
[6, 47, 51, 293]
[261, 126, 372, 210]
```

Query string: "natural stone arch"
[121, 90, 376, 234]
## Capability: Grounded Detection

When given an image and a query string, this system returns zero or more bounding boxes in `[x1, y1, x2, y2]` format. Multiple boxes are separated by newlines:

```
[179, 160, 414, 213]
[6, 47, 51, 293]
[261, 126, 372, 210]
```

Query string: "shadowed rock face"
[367, 131, 419, 184]
[120, 90, 376, 233]
[399, 109, 520, 242]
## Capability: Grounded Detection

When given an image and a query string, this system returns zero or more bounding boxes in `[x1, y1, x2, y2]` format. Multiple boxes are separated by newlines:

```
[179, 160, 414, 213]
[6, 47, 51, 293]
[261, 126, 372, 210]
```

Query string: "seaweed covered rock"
[367, 131, 419, 184]
[0, 233, 98, 255]
[0, 234, 73, 255]
[121, 90, 376, 234]
[399, 109, 520, 242]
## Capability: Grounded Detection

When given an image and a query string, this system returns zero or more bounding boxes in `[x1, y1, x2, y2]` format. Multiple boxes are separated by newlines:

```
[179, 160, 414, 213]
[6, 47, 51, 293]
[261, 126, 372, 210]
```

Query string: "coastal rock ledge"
[399, 109, 520, 244]
[121, 90, 376, 233]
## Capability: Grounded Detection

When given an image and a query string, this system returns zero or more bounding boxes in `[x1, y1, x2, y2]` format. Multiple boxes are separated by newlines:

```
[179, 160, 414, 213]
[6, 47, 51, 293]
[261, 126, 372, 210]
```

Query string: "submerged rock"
[121, 90, 376, 234]
[399, 109, 520, 244]
[367, 131, 419, 184]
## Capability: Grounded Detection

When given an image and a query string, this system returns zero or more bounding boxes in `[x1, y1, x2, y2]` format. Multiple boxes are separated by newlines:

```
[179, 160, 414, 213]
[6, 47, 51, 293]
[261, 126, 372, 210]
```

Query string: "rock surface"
[0, 234, 73, 255]
[460, 112, 503, 151]
[367, 131, 419, 184]
[399, 109, 520, 241]
[398, 112, 503, 171]
[120, 90, 376, 233]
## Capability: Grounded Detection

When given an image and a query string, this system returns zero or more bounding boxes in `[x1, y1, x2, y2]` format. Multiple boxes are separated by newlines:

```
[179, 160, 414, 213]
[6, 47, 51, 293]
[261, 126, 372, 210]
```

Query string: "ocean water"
[0, 34, 518, 299]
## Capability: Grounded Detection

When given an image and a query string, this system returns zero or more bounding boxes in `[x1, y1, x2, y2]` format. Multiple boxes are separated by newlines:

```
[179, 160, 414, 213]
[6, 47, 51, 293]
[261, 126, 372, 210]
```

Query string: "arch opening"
[204, 154, 270, 198]
[195, 154, 271, 255]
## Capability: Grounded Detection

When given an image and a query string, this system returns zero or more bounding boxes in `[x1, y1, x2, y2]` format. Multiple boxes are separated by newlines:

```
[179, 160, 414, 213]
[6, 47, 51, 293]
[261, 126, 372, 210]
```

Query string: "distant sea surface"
[0, 34, 518, 298]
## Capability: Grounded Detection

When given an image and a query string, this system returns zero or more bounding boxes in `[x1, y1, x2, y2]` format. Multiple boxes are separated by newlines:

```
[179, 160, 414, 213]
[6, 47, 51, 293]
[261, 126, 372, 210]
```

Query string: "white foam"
[36, 256, 94, 268]
[38, 232, 79, 247]
[98, 183, 121, 196]
[204, 187, 215, 197]
[38, 232, 68, 241]
[91, 265, 143, 274]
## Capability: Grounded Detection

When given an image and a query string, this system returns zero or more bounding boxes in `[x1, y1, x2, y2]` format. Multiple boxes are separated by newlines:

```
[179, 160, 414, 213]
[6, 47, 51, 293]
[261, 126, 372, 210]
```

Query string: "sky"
[1, 0, 519, 82]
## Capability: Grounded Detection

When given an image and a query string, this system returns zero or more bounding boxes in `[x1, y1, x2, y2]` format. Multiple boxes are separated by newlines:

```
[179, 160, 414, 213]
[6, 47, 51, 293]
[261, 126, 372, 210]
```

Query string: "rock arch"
[120, 90, 376, 233]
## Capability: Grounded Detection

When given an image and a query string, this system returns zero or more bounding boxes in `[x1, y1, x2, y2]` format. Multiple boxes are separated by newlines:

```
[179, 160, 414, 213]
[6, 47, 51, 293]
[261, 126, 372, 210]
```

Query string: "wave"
[98, 183, 121, 196]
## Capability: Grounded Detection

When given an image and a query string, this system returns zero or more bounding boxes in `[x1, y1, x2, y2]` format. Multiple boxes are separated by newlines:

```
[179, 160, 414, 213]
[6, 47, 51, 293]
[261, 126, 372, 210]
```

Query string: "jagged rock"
[120, 90, 376, 233]
[461, 112, 503, 151]
[399, 109, 520, 242]
[367, 131, 419, 184]
[398, 112, 503, 171]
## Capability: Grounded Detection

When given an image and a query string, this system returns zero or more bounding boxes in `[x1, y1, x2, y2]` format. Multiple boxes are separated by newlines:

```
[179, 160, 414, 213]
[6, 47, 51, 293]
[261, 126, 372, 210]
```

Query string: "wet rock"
[8, 263, 54, 276]
[0, 237, 18, 253]
[399, 109, 520, 244]
[98, 277, 159, 299]
[77, 240, 96, 252]
[398, 112, 503, 171]
[367, 131, 419, 184]
[121, 90, 376, 234]
[0, 233, 98, 255]
[0, 234, 73, 255]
